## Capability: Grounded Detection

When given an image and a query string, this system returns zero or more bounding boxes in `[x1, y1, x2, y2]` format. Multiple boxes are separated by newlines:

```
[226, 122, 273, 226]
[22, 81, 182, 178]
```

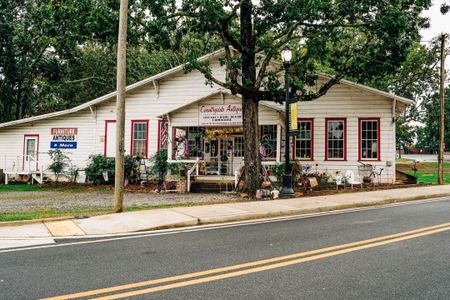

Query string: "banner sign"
[289, 102, 299, 133]
[199, 104, 242, 126]
[50, 128, 78, 149]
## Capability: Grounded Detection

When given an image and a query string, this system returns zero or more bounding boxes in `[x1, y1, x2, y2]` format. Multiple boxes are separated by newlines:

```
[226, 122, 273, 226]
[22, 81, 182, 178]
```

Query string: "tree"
[0, 0, 218, 122]
[0, 0, 119, 122]
[417, 88, 450, 151]
[362, 42, 441, 154]
[146, 0, 432, 195]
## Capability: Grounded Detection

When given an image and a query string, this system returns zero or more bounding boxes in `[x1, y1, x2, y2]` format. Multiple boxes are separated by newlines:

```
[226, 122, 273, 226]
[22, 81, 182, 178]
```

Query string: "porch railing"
[186, 158, 201, 192]
[3, 155, 41, 173]
[3, 155, 43, 184]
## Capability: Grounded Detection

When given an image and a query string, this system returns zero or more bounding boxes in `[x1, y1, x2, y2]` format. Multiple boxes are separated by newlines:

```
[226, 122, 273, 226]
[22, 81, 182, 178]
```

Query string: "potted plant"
[167, 163, 188, 193]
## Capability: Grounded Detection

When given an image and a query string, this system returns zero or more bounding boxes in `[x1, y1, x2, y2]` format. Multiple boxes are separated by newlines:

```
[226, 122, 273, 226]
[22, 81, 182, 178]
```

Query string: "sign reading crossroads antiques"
[199, 104, 243, 126]
[50, 128, 78, 149]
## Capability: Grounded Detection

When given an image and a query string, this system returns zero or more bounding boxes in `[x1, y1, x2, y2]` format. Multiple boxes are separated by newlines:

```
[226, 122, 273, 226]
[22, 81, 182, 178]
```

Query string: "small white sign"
[199, 104, 242, 126]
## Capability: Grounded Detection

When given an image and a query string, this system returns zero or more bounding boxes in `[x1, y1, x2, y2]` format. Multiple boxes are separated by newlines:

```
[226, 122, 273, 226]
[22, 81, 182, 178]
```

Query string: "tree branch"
[65, 76, 107, 84]
[218, 1, 244, 53]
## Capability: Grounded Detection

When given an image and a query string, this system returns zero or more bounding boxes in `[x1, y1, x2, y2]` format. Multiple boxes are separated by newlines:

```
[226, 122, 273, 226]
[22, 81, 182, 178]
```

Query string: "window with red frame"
[360, 119, 379, 160]
[295, 120, 313, 160]
[326, 119, 346, 160]
[131, 121, 148, 158]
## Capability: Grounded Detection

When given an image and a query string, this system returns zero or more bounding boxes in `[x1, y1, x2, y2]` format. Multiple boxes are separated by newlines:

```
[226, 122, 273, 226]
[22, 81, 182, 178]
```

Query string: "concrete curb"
[194, 193, 450, 226]
[2, 192, 450, 233]
[107, 192, 450, 233]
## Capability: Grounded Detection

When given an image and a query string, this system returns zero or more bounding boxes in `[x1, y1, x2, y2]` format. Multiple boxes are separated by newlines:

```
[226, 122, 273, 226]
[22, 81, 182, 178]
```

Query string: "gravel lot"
[0, 190, 241, 213]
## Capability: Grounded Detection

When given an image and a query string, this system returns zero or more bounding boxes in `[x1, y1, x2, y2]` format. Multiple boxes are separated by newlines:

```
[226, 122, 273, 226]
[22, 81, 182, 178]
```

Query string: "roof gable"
[0, 49, 412, 129]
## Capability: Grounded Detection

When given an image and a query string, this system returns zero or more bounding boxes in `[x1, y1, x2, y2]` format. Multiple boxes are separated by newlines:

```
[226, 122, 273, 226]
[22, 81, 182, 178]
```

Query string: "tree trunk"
[242, 97, 261, 195]
[240, 0, 260, 196]
[114, 0, 129, 212]
[16, 81, 23, 120]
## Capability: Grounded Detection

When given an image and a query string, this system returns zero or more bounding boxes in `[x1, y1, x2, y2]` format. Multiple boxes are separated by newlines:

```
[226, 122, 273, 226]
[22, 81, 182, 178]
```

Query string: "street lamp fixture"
[280, 46, 295, 198]
[281, 47, 292, 64]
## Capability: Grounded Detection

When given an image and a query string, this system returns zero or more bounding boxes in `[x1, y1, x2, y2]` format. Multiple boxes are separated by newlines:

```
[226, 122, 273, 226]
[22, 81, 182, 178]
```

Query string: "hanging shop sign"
[289, 102, 299, 133]
[50, 128, 78, 149]
[199, 104, 242, 126]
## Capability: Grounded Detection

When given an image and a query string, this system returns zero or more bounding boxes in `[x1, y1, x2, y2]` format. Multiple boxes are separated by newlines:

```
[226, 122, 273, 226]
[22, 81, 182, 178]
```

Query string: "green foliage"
[148, 150, 168, 183]
[167, 163, 188, 179]
[359, 42, 441, 150]
[84, 154, 139, 184]
[124, 155, 140, 182]
[416, 88, 450, 150]
[147, 0, 432, 102]
[85, 155, 115, 185]
[47, 149, 70, 181]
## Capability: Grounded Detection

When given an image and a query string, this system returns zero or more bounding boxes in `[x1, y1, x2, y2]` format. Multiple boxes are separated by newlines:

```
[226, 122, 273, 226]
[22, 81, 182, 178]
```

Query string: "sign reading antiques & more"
[50, 128, 78, 149]
[198, 104, 243, 126]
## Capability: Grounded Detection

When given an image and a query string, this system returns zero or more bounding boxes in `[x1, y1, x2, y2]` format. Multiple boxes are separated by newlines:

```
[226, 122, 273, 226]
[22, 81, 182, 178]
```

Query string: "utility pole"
[438, 34, 446, 185]
[114, 0, 129, 212]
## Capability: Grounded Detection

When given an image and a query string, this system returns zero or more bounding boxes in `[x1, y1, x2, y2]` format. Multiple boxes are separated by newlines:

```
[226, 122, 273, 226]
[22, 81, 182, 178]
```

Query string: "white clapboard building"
[0, 49, 412, 186]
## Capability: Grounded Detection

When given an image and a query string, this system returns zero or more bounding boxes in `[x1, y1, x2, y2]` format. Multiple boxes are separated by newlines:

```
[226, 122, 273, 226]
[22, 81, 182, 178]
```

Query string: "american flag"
[160, 120, 168, 149]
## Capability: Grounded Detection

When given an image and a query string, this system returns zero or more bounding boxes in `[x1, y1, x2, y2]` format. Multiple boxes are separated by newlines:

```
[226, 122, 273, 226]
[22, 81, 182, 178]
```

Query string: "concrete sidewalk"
[2, 185, 450, 250]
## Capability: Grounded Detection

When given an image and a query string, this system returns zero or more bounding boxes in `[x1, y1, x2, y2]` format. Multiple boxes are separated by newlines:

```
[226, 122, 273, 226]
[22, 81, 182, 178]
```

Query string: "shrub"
[48, 149, 70, 182]
[85, 154, 140, 184]
[148, 150, 168, 183]
[85, 155, 115, 184]
[124, 155, 140, 182]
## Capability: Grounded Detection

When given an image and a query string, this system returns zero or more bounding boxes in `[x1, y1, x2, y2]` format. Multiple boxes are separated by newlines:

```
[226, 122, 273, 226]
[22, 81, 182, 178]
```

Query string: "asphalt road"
[1, 198, 450, 299]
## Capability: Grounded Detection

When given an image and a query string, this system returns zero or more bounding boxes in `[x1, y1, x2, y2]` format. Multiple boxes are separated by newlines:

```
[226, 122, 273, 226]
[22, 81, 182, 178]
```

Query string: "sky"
[420, 1, 450, 41]
[420, 1, 450, 80]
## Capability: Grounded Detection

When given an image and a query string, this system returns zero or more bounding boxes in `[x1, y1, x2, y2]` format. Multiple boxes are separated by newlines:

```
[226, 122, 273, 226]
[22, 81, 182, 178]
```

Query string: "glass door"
[219, 138, 233, 175]
[23, 135, 39, 171]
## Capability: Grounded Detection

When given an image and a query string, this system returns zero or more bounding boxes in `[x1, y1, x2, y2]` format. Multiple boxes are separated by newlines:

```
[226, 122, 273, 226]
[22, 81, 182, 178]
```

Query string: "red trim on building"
[325, 118, 347, 161]
[23, 134, 40, 171]
[294, 118, 314, 161]
[130, 120, 149, 158]
[358, 117, 381, 161]
[157, 120, 162, 152]
[104, 120, 116, 156]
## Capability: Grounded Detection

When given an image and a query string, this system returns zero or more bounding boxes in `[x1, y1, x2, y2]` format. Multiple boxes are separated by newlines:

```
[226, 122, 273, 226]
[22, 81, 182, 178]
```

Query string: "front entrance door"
[23, 135, 39, 171]
[219, 138, 234, 175]
[105, 120, 116, 157]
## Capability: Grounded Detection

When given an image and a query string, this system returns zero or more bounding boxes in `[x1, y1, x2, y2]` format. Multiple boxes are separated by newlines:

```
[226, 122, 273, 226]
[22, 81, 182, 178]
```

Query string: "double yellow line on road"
[43, 221, 450, 300]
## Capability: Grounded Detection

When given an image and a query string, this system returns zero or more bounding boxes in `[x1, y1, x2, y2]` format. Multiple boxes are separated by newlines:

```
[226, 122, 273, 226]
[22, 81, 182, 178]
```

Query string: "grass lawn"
[0, 184, 45, 192]
[0, 184, 111, 193]
[0, 202, 201, 222]
[397, 160, 450, 184]
[0, 208, 113, 222]
[402, 171, 450, 184]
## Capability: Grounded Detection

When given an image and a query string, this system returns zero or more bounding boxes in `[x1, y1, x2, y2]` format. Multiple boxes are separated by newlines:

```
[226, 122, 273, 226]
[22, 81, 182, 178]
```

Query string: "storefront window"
[326, 119, 346, 160]
[260, 125, 277, 159]
[187, 127, 203, 158]
[234, 136, 244, 157]
[131, 121, 148, 158]
[296, 119, 313, 160]
[360, 119, 380, 160]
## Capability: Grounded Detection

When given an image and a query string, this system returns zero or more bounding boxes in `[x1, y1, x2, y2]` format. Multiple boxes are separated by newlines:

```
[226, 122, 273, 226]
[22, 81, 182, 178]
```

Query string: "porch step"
[32, 173, 43, 184]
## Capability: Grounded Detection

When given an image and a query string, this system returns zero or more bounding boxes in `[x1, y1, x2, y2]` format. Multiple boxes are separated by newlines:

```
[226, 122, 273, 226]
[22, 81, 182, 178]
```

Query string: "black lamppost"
[280, 46, 295, 198]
